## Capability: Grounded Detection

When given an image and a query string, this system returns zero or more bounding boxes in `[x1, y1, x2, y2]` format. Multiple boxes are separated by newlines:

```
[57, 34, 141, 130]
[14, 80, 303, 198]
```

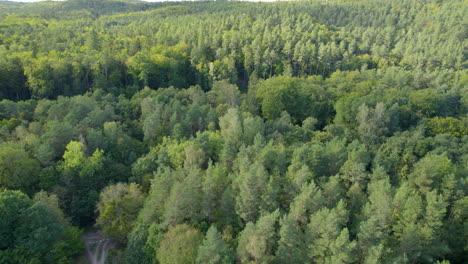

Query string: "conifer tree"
[289, 181, 325, 226]
[276, 214, 308, 263]
[196, 226, 233, 264]
[237, 210, 280, 263]
[235, 162, 268, 223]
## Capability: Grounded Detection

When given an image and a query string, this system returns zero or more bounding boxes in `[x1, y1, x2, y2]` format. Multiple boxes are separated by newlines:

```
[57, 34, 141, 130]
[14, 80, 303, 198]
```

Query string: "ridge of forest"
[0, 0, 466, 263]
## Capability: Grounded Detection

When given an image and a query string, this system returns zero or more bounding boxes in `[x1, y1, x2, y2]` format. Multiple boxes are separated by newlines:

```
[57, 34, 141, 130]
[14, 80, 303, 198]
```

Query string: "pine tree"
[235, 162, 268, 223]
[202, 163, 230, 224]
[237, 209, 280, 263]
[410, 153, 454, 193]
[358, 217, 387, 263]
[289, 181, 325, 227]
[419, 191, 448, 262]
[357, 169, 394, 262]
[163, 170, 203, 228]
[321, 175, 346, 208]
[306, 201, 355, 264]
[329, 228, 357, 264]
[286, 165, 314, 195]
[196, 226, 233, 264]
[260, 175, 280, 215]
[276, 214, 308, 263]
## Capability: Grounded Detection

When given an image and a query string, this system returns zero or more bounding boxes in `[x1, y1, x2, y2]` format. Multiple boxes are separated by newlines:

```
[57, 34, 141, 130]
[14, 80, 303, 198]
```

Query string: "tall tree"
[306, 201, 357, 264]
[196, 225, 233, 264]
[235, 162, 269, 223]
[236, 209, 280, 264]
[276, 214, 308, 263]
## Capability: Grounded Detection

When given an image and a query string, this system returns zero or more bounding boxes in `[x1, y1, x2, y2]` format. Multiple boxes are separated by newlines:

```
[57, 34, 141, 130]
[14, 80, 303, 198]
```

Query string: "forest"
[0, 0, 466, 263]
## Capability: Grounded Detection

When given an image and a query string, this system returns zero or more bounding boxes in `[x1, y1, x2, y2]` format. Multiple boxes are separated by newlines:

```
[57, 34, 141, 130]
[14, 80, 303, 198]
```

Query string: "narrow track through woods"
[83, 232, 115, 264]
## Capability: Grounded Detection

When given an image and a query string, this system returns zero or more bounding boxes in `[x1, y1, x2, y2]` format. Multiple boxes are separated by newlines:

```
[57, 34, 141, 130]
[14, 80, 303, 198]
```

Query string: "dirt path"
[83, 232, 116, 264]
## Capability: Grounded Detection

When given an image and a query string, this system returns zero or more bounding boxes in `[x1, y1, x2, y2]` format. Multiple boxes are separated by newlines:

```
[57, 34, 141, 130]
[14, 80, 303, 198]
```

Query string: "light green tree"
[306, 201, 356, 264]
[157, 224, 203, 264]
[235, 162, 269, 223]
[237, 209, 280, 264]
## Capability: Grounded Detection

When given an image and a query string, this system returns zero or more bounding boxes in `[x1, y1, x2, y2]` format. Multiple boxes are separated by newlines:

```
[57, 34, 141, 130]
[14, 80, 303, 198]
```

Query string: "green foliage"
[162, 170, 203, 228]
[0, 190, 82, 263]
[60, 141, 107, 226]
[357, 103, 392, 145]
[276, 214, 308, 263]
[256, 76, 332, 124]
[289, 181, 325, 227]
[235, 162, 269, 223]
[127, 44, 195, 89]
[427, 117, 467, 137]
[96, 183, 144, 243]
[0, 1, 465, 263]
[48, 226, 85, 263]
[196, 225, 233, 264]
[0, 143, 40, 194]
[306, 201, 356, 264]
[410, 153, 454, 193]
[201, 163, 231, 224]
[125, 225, 153, 264]
[236, 209, 280, 264]
[156, 224, 203, 264]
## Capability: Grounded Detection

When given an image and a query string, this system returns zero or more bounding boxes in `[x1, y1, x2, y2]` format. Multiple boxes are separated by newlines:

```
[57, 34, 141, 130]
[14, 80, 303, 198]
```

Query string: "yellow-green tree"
[96, 183, 144, 243]
[156, 224, 203, 264]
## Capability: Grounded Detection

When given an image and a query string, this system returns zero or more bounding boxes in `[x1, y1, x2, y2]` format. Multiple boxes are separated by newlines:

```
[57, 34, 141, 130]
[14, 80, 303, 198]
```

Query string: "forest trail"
[83, 232, 115, 264]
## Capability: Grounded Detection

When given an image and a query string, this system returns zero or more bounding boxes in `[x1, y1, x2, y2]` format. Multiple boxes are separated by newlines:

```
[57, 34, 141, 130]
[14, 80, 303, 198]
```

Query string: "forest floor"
[83, 232, 115, 264]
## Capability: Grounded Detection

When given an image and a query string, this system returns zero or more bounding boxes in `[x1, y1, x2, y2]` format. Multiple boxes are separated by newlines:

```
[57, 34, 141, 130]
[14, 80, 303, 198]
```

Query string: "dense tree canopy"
[0, 190, 84, 263]
[0, 0, 466, 263]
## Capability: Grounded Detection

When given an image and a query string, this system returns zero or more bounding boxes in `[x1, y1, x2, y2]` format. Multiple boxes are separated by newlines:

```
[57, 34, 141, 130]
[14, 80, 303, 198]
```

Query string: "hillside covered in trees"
[0, 0, 466, 263]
